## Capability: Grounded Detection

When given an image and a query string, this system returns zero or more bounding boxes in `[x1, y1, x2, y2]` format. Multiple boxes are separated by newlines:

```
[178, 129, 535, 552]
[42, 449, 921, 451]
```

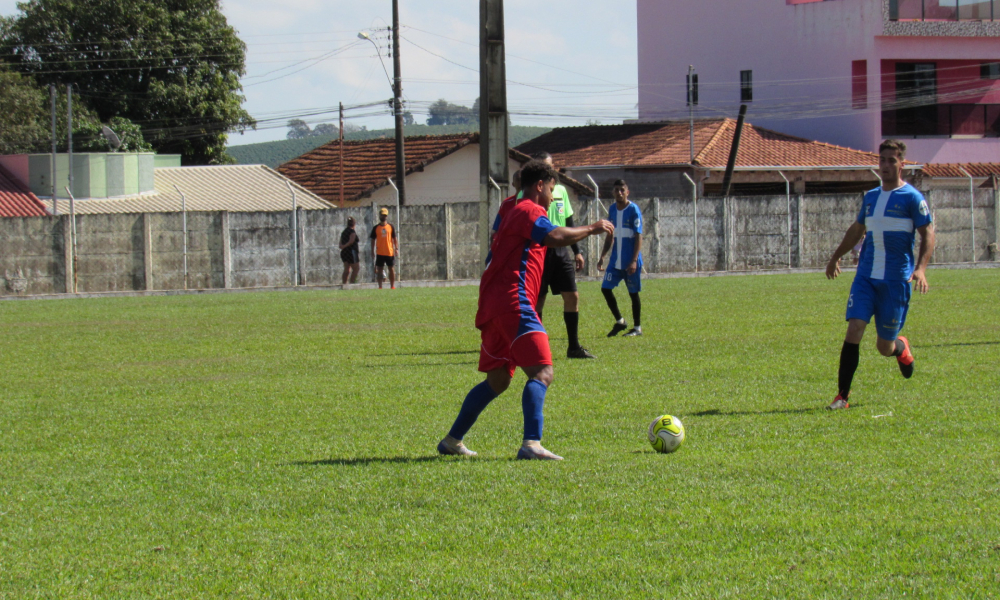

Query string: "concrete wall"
[2, 191, 997, 297]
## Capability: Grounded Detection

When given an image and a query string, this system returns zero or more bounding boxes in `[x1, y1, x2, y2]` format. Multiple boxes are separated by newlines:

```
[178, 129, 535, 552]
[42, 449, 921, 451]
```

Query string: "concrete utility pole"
[50, 84, 58, 215]
[339, 102, 345, 208]
[392, 0, 406, 206]
[479, 0, 510, 264]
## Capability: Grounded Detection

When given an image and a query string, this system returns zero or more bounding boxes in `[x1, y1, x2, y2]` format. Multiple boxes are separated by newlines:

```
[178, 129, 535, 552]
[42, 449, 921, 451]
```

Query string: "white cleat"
[516, 443, 563, 461]
[437, 437, 477, 456]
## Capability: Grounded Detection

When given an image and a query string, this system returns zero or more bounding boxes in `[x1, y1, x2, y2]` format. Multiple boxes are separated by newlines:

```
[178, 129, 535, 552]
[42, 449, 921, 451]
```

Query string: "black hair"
[531, 151, 552, 161]
[520, 159, 559, 191]
[879, 139, 907, 159]
[612, 179, 628, 188]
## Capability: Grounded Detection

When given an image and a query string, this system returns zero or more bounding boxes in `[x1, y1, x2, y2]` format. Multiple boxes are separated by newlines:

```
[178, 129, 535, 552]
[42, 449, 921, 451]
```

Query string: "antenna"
[101, 126, 122, 151]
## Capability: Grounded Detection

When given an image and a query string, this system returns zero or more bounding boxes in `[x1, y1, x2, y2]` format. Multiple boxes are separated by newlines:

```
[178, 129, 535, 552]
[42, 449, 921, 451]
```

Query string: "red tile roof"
[0, 164, 48, 217]
[516, 119, 882, 169]
[278, 133, 592, 204]
[921, 163, 1000, 178]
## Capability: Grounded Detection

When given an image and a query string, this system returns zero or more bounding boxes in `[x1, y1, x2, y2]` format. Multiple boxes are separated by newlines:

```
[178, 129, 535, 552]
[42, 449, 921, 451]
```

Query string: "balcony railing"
[890, 0, 1000, 20]
[882, 104, 1000, 136]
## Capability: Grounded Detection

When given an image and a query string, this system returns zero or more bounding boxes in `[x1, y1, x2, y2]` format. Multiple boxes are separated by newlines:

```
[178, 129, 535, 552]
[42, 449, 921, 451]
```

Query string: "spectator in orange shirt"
[370, 207, 399, 289]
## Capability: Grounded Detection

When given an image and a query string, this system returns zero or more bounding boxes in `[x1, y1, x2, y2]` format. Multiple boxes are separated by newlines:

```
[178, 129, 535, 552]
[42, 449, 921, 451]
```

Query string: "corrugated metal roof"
[39, 164, 334, 214]
[0, 163, 49, 217]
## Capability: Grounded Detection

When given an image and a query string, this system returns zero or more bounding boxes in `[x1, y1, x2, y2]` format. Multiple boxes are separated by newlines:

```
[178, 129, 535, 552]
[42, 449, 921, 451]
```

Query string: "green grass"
[1, 269, 999, 598]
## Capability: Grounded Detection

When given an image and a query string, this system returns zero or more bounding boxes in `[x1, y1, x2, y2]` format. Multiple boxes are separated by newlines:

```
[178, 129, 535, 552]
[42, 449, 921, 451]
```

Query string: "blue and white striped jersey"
[608, 201, 643, 271]
[856, 183, 932, 281]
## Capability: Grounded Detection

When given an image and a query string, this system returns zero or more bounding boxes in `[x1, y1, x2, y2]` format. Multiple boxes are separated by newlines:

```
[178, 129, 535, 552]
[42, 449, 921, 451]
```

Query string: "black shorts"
[540, 246, 577, 295]
[341, 248, 359, 264]
[375, 255, 395, 268]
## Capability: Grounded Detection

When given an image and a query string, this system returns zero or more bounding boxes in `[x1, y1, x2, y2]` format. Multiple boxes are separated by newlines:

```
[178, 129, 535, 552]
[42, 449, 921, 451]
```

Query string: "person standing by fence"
[370, 208, 399, 290]
[598, 179, 644, 338]
[339, 217, 360, 285]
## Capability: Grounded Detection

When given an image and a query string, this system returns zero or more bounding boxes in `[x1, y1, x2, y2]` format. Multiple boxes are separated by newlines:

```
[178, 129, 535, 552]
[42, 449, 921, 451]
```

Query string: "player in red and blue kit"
[438, 160, 614, 459]
[825, 140, 936, 410]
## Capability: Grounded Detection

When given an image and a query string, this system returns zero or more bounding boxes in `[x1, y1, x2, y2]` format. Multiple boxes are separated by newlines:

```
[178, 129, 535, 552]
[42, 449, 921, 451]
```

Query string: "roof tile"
[0, 164, 48, 217]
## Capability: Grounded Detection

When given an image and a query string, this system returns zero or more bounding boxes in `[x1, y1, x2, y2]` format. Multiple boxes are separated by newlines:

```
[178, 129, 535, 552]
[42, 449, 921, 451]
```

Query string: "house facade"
[637, 0, 1000, 164]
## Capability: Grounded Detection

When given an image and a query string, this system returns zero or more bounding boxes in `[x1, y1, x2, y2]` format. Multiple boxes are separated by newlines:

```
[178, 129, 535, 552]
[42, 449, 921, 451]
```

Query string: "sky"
[0, 0, 639, 146]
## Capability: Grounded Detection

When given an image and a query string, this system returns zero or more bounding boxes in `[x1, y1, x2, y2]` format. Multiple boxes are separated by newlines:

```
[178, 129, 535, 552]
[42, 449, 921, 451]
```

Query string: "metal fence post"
[445, 203, 453, 280]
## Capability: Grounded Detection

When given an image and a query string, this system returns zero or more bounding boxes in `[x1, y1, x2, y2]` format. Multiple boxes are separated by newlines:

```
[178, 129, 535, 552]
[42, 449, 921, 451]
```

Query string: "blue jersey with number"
[608, 201, 643, 271]
[855, 183, 931, 282]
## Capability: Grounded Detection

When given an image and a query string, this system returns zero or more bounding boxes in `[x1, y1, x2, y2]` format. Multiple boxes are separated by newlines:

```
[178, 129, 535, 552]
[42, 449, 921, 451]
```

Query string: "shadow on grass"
[690, 406, 840, 417]
[370, 350, 478, 357]
[288, 456, 501, 467]
[920, 340, 1000, 348]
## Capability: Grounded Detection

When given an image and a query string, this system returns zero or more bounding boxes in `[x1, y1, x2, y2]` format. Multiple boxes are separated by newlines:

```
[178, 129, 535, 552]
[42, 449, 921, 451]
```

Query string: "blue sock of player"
[521, 379, 547, 441]
[448, 380, 499, 440]
[838, 341, 860, 398]
[602, 288, 622, 321]
[629, 292, 641, 327]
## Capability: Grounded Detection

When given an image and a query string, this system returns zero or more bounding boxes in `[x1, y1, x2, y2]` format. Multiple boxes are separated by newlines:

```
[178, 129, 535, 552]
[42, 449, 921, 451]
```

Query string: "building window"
[740, 70, 753, 102]
[982, 62, 1000, 79]
[687, 73, 699, 106]
[852, 60, 868, 109]
[890, 0, 999, 21]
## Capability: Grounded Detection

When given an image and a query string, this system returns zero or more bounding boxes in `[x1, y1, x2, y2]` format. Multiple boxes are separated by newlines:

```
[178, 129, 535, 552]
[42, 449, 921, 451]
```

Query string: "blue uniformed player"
[598, 179, 644, 337]
[825, 139, 936, 410]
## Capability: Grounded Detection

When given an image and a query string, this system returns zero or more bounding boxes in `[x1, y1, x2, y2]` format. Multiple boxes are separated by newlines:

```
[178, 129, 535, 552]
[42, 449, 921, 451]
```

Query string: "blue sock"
[448, 380, 498, 440]
[521, 379, 547, 441]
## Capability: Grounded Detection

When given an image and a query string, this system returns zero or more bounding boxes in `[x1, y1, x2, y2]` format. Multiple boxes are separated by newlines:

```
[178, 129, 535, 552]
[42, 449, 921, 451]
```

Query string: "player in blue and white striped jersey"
[825, 140, 936, 410]
[598, 179, 644, 337]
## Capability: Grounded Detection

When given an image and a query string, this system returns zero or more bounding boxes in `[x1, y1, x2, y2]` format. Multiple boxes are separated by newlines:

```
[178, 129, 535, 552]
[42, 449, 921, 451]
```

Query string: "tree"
[312, 123, 338, 137]
[286, 119, 313, 140]
[0, 0, 255, 165]
[426, 99, 476, 126]
[402, 111, 414, 126]
[0, 70, 150, 154]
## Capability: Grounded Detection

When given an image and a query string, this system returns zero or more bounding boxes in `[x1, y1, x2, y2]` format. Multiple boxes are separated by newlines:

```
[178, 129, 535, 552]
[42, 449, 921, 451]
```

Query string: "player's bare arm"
[627, 233, 643, 275]
[826, 222, 867, 280]
[597, 232, 614, 271]
[910, 223, 936, 294]
[544, 220, 614, 248]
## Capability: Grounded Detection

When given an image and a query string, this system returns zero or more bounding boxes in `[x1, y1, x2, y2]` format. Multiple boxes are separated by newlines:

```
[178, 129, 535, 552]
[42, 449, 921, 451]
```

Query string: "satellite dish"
[101, 126, 122, 151]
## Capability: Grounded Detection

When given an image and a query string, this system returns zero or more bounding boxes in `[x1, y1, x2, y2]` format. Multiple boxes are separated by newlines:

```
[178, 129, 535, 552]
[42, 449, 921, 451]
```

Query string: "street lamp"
[358, 26, 406, 207]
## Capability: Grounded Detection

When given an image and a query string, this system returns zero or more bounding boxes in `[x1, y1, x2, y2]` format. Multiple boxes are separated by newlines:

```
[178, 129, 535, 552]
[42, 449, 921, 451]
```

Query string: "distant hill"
[227, 125, 552, 168]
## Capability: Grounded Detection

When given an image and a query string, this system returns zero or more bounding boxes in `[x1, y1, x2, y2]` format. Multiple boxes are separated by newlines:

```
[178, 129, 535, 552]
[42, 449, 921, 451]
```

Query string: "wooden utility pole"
[392, 0, 406, 206]
[339, 102, 345, 208]
[479, 0, 509, 264]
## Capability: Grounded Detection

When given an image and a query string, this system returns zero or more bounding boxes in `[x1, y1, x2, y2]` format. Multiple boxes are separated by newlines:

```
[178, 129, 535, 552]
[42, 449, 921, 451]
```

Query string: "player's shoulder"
[627, 201, 642, 215]
[897, 183, 925, 201]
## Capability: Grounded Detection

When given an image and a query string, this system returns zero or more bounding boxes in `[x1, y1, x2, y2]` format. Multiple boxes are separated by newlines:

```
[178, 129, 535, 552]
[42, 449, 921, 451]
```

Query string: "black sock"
[629, 293, 641, 328]
[892, 338, 904, 357]
[564, 311, 580, 350]
[838, 341, 860, 398]
[602, 288, 622, 321]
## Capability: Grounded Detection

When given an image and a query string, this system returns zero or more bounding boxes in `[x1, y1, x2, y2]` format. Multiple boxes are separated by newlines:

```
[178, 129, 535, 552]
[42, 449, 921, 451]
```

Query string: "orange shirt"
[370, 223, 396, 256]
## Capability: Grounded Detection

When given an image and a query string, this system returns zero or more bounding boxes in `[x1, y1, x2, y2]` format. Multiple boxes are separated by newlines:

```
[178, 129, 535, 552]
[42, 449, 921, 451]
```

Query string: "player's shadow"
[690, 406, 832, 417]
[370, 350, 477, 357]
[919, 340, 1000, 348]
[289, 456, 500, 467]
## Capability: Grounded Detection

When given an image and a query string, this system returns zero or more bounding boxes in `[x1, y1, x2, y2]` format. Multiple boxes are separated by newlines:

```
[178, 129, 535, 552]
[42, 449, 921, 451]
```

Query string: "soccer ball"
[648, 414, 685, 453]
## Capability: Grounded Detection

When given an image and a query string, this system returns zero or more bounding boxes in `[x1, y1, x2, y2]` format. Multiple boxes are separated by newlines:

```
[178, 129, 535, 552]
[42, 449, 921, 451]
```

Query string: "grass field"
[1, 269, 998, 598]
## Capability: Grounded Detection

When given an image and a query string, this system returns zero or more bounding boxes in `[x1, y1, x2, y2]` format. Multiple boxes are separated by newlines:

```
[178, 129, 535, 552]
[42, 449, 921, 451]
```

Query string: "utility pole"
[392, 0, 406, 206]
[479, 0, 509, 264]
[687, 65, 696, 163]
[67, 85, 73, 200]
[339, 102, 345, 209]
[50, 84, 58, 215]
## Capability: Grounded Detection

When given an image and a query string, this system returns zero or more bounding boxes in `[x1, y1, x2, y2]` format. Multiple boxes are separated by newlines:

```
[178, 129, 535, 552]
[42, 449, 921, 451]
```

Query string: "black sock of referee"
[564, 312, 580, 350]
[629, 293, 641, 328]
[838, 341, 860, 398]
[602, 288, 622, 321]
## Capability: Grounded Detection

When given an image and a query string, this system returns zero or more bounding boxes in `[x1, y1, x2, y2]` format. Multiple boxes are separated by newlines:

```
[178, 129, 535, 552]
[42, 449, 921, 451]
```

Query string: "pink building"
[637, 0, 1000, 164]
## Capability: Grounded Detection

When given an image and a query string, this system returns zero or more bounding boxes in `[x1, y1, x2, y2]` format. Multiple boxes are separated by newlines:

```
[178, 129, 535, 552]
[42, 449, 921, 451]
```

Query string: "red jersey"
[476, 198, 557, 328]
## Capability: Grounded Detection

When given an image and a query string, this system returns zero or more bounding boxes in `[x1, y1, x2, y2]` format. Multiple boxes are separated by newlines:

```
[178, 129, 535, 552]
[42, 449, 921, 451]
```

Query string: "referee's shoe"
[567, 346, 596, 359]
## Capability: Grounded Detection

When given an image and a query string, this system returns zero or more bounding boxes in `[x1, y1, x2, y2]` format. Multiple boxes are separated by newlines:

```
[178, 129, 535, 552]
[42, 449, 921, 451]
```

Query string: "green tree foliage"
[426, 99, 478, 126]
[0, 70, 150, 154]
[286, 119, 339, 140]
[0, 0, 254, 165]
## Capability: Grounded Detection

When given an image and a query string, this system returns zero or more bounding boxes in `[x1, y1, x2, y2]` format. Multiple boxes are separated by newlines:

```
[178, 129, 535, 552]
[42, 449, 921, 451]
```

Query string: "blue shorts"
[602, 268, 642, 294]
[846, 276, 911, 341]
